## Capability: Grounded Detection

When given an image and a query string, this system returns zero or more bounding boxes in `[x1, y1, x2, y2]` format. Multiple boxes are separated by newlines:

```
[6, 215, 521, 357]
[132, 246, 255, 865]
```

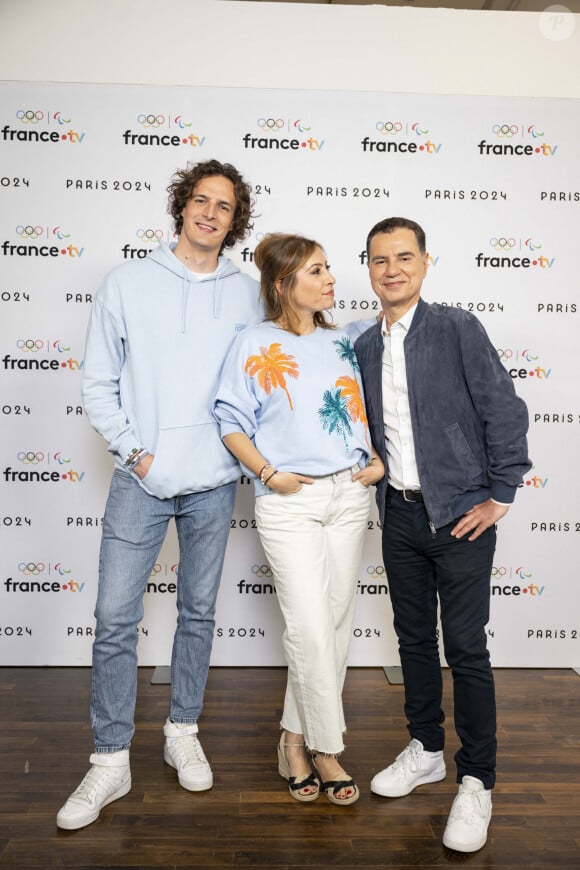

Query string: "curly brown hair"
[167, 160, 254, 252]
[254, 233, 336, 336]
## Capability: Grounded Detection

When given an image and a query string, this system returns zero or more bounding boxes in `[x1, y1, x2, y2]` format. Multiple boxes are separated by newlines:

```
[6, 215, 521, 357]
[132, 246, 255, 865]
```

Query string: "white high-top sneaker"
[163, 718, 213, 791]
[56, 750, 131, 830]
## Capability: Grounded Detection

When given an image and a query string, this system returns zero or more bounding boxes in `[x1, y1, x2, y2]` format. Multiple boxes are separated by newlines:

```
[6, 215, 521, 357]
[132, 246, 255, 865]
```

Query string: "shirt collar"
[382, 302, 418, 337]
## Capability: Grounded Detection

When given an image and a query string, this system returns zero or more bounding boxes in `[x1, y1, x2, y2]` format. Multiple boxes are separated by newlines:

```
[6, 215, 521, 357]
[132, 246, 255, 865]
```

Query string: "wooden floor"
[1, 667, 579, 869]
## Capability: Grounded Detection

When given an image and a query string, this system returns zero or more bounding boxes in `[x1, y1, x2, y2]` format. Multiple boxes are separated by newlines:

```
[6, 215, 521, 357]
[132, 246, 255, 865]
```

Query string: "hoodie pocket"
[141, 421, 238, 499]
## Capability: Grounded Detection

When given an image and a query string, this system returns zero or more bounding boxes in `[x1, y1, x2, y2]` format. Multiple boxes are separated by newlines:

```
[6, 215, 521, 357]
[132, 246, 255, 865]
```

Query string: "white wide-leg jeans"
[254, 467, 371, 755]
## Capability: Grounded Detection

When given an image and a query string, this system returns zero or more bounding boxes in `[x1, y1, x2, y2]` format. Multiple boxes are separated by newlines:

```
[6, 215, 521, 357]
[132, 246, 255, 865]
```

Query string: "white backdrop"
[1, 80, 579, 667]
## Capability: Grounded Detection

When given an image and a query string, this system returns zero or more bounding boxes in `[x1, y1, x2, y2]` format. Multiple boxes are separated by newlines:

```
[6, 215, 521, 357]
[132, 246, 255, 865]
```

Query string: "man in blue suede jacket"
[355, 217, 530, 855]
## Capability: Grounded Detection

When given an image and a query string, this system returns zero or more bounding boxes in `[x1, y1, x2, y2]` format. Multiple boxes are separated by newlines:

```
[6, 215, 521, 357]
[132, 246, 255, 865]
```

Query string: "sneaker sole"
[442, 830, 488, 853]
[56, 777, 131, 830]
[163, 750, 213, 792]
[370, 766, 446, 798]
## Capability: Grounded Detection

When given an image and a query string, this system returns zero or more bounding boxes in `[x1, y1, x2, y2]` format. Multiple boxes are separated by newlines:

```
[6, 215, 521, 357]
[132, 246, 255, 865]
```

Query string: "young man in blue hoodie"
[57, 160, 263, 830]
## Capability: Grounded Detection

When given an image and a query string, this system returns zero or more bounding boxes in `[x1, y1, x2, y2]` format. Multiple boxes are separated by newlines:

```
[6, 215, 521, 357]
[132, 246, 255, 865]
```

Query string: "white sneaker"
[370, 738, 446, 797]
[56, 750, 131, 830]
[163, 718, 213, 791]
[443, 775, 492, 853]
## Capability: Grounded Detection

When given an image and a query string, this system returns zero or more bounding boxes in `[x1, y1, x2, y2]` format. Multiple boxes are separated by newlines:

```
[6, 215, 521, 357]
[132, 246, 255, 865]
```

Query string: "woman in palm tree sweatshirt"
[214, 233, 384, 806]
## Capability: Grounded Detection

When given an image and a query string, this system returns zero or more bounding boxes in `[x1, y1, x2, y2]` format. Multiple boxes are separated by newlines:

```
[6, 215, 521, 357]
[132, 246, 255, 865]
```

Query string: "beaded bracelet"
[259, 462, 273, 484]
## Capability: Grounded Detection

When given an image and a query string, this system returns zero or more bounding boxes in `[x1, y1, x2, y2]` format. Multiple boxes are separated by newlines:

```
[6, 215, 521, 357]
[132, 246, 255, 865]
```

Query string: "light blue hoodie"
[82, 241, 263, 499]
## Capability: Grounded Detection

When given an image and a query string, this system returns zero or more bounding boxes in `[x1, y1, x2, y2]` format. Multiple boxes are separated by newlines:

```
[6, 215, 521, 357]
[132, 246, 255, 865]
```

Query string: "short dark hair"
[366, 217, 426, 258]
[167, 159, 254, 252]
[254, 233, 335, 336]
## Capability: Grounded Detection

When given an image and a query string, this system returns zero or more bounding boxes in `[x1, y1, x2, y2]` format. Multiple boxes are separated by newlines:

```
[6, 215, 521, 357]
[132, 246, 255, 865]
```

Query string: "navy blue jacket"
[355, 299, 531, 529]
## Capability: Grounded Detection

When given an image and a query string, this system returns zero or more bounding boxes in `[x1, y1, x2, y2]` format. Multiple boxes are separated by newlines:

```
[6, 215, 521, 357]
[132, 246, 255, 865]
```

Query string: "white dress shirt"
[381, 304, 421, 492]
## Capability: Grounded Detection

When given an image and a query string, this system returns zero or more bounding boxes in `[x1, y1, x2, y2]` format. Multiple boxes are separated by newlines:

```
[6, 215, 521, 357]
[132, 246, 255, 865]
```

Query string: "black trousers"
[382, 487, 497, 789]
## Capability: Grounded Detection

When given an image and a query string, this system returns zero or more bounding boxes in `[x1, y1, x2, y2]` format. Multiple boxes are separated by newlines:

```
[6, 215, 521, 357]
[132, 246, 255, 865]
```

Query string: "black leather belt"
[388, 485, 424, 503]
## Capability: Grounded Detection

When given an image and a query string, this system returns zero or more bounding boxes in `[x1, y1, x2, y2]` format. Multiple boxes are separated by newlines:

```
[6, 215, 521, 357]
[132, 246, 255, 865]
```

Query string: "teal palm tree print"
[319, 388, 353, 447]
[333, 336, 359, 372]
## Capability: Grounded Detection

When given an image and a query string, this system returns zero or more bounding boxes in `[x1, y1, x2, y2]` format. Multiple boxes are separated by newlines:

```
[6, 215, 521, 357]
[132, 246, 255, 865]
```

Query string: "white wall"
[1, 0, 579, 98]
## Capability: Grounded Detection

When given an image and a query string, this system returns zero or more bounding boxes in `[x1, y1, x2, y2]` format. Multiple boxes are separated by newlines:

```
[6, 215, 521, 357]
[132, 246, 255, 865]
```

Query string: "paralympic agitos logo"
[242, 117, 325, 152]
[477, 123, 558, 157]
[2, 109, 85, 144]
[2, 338, 83, 373]
[361, 120, 442, 155]
[3, 451, 86, 485]
[122, 113, 206, 147]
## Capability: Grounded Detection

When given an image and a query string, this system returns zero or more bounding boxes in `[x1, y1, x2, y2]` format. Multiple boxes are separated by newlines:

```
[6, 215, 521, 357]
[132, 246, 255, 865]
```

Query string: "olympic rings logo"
[491, 566, 507, 577]
[137, 114, 166, 128]
[252, 564, 273, 578]
[16, 109, 43, 124]
[257, 118, 284, 131]
[366, 565, 386, 579]
[489, 237, 516, 250]
[16, 225, 44, 240]
[18, 562, 46, 575]
[375, 121, 403, 135]
[496, 349, 513, 361]
[137, 229, 164, 242]
[492, 124, 519, 138]
[17, 451, 45, 464]
[16, 340, 44, 353]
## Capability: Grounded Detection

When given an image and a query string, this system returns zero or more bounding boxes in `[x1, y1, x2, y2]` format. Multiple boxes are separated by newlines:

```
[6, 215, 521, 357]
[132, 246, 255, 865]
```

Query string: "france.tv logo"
[362, 119, 441, 154]
[242, 116, 324, 152]
[475, 236, 554, 269]
[123, 113, 205, 147]
[478, 123, 557, 157]
[0, 110, 86, 144]
[2, 339, 84, 373]
[496, 346, 552, 381]
[1, 225, 85, 258]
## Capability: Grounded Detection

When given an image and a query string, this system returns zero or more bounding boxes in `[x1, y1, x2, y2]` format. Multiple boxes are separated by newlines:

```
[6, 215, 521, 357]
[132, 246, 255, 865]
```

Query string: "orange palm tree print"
[245, 343, 299, 410]
[335, 376, 367, 426]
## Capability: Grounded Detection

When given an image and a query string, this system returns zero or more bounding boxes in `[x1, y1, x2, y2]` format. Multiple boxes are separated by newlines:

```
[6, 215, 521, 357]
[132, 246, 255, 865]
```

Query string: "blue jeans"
[91, 469, 236, 753]
[382, 487, 497, 789]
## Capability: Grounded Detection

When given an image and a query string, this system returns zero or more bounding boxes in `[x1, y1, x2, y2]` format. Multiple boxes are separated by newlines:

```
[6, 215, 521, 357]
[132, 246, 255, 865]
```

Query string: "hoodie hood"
[148, 241, 241, 329]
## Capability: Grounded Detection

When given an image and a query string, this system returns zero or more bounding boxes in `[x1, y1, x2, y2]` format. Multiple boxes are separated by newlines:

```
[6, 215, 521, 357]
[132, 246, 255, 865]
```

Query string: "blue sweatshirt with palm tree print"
[213, 322, 371, 496]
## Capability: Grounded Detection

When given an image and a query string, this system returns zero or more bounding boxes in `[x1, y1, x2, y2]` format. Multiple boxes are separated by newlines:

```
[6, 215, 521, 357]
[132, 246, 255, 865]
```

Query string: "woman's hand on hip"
[268, 471, 314, 495]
